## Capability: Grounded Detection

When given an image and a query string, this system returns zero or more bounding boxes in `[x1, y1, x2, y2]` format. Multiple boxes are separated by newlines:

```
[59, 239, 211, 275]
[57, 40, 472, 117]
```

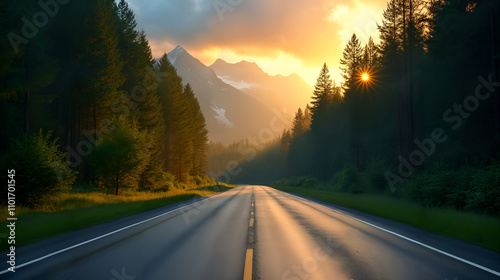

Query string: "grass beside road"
[0, 184, 234, 250]
[272, 186, 500, 252]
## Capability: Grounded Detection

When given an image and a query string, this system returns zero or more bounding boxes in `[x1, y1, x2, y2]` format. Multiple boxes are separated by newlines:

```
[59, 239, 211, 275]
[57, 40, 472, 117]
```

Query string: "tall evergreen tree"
[133, 32, 167, 187]
[363, 37, 380, 69]
[303, 104, 312, 131]
[292, 108, 305, 139]
[291, 106, 312, 139]
[378, 0, 401, 62]
[280, 129, 293, 153]
[310, 63, 334, 132]
[70, 0, 125, 182]
[76, 0, 124, 137]
[156, 54, 193, 182]
[340, 34, 363, 93]
[116, 0, 141, 94]
[115, 1, 167, 187]
[184, 84, 209, 176]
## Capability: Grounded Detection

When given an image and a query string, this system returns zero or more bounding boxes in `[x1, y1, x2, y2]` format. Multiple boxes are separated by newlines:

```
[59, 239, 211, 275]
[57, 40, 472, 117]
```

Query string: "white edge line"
[0, 191, 227, 275]
[278, 189, 500, 277]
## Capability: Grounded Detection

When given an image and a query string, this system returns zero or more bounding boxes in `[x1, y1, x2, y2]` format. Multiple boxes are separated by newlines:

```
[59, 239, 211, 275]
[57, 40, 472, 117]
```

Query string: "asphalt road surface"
[1, 185, 499, 279]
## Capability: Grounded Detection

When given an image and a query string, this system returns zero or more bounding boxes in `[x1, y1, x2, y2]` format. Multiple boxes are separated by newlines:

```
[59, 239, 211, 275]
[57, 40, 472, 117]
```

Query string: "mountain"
[209, 58, 313, 115]
[166, 46, 290, 144]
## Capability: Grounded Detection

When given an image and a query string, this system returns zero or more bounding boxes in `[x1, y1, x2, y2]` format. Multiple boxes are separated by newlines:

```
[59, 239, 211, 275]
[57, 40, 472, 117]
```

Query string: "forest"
[0, 0, 209, 206]
[217, 0, 500, 216]
[1, 0, 499, 216]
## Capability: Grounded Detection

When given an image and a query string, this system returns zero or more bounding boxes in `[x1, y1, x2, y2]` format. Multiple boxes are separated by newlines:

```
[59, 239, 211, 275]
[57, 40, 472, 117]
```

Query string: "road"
[1, 185, 499, 279]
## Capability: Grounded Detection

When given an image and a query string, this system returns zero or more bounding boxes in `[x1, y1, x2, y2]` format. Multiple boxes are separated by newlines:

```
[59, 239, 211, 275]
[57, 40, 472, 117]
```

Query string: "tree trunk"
[408, 0, 415, 153]
[491, 8, 499, 139]
[26, 89, 29, 136]
[115, 170, 120, 195]
[93, 100, 97, 140]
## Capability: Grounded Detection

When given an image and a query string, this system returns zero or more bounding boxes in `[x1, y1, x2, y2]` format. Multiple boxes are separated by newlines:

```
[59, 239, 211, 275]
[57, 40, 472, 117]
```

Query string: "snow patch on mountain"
[217, 75, 255, 90]
[211, 104, 234, 128]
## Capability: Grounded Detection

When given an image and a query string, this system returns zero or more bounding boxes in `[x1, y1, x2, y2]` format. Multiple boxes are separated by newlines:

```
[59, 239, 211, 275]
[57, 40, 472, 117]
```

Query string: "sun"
[361, 72, 370, 82]
[355, 69, 378, 92]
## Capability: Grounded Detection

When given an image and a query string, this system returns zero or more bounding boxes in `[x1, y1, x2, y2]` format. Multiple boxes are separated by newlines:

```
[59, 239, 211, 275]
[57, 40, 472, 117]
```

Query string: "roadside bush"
[402, 162, 500, 215]
[270, 175, 320, 189]
[0, 130, 77, 208]
[192, 175, 216, 186]
[337, 164, 360, 193]
[444, 166, 474, 210]
[405, 163, 458, 208]
[467, 161, 500, 215]
[301, 176, 320, 188]
[359, 158, 393, 193]
[140, 171, 176, 192]
[322, 172, 342, 191]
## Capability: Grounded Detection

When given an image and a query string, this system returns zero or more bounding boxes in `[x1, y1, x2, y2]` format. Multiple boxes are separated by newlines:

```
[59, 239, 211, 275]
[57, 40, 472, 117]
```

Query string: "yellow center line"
[243, 249, 253, 280]
[244, 192, 255, 280]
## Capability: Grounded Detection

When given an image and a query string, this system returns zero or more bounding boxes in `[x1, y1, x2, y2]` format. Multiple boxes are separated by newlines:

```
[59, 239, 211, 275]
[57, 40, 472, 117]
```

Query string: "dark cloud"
[128, 0, 213, 42]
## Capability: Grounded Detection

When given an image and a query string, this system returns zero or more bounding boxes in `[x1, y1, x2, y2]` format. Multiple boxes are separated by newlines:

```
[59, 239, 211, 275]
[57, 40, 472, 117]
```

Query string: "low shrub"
[0, 130, 77, 208]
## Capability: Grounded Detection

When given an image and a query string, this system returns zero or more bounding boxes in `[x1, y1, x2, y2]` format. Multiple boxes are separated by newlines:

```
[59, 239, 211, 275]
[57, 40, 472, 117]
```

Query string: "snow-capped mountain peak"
[167, 45, 186, 65]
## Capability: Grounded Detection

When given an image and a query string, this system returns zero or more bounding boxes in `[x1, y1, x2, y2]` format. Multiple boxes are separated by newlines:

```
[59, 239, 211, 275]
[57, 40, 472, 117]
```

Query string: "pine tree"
[376, 0, 430, 157]
[133, 32, 167, 188]
[291, 105, 312, 139]
[76, 0, 124, 137]
[310, 63, 334, 132]
[71, 0, 125, 183]
[340, 34, 363, 92]
[378, 0, 401, 62]
[364, 37, 379, 69]
[115, 0, 167, 187]
[184, 83, 209, 177]
[280, 129, 293, 153]
[116, 0, 140, 93]
[156, 54, 193, 182]
[378, 0, 429, 62]
[0, 1, 30, 151]
[303, 104, 312, 131]
[292, 108, 305, 139]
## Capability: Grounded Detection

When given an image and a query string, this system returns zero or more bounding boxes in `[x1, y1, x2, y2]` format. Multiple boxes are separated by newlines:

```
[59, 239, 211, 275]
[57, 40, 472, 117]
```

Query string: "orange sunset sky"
[127, 0, 388, 86]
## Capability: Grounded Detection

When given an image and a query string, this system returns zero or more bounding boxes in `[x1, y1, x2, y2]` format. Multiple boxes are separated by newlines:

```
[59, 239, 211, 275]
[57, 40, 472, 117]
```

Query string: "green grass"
[0, 184, 234, 250]
[272, 186, 500, 252]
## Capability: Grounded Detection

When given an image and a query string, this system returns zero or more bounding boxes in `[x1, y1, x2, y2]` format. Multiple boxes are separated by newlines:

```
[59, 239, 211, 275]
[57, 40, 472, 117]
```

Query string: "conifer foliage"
[283, 0, 500, 191]
[0, 0, 209, 200]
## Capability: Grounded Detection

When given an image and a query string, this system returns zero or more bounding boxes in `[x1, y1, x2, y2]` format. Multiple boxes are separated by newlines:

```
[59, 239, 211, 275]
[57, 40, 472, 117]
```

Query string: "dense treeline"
[277, 0, 500, 215]
[0, 0, 208, 203]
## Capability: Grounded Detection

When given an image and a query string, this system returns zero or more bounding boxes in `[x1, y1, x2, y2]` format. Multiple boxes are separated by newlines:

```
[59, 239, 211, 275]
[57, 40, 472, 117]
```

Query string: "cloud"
[326, 0, 382, 46]
[127, 0, 387, 85]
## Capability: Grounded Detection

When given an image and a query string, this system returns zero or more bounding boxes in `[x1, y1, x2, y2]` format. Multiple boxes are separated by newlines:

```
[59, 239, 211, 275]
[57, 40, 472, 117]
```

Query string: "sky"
[127, 0, 388, 86]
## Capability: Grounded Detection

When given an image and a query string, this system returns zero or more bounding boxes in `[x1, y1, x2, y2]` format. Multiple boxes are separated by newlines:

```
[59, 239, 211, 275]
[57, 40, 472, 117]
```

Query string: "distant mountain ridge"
[166, 46, 281, 143]
[165, 45, 311, 143]
[209, 58, 312, 114]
